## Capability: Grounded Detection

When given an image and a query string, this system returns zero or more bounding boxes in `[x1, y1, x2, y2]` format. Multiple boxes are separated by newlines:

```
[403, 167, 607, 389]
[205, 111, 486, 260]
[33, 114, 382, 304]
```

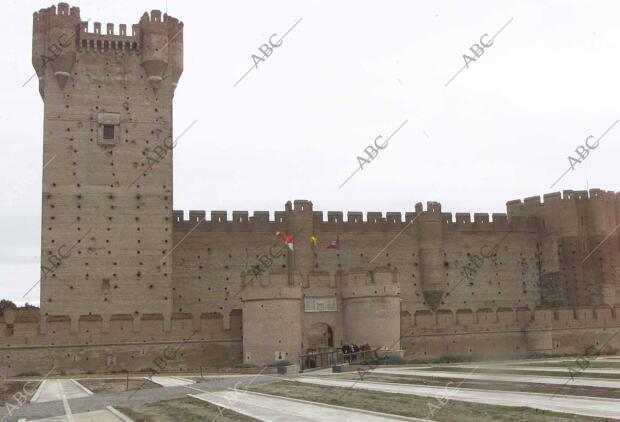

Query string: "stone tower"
[241, 271, 303, 365]
[507, 190, 620, 307]
[33, 3, 183, 330]
[341, 267, 401, 349]
[416, 201, 445, 310]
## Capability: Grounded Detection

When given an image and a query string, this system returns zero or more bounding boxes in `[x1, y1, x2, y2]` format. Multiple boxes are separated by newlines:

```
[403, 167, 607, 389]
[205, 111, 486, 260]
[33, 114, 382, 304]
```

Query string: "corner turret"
[139, 10, 184, 90]
[32, 3, 82, 95]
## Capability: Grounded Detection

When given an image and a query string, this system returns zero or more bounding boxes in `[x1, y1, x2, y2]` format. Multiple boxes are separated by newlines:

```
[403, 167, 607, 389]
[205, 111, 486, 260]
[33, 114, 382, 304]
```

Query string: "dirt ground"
[116, 397, 259, 422]
[0, 381, 39, 405]
[248, 380, 614, 422]
[194, 367, 277, 375]
[77, 377, 161, 394]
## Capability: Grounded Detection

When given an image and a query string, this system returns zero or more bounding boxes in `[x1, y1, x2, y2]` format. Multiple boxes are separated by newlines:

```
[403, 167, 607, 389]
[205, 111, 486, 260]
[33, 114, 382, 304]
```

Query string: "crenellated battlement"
[139, 10, 184, 36]
[80, 21, 139, 37]
[341, 266, 397, 285]
[0, 309, 240, 343]
[2, 304, 617, 344]
[507, 188, 618, 209]
[407, 305, 620, 337]
[78, 21, 141, 52]
[33, 3, 81, 25]
[239, 271, 303, 302]
[75, 12, 181, 54]
[140, 10, 182, 26]
[172, 199, 543, 233]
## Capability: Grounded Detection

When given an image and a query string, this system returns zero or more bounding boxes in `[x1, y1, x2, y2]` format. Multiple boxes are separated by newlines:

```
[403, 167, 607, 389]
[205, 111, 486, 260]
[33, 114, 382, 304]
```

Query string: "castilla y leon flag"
[285, 233, 294, 250]
[327, 235, 340, 250]
[276, 231, 294, 250]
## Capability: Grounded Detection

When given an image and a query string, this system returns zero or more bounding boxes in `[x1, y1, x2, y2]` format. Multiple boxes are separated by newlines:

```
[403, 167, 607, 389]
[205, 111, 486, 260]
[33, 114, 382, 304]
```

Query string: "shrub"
[17, 371, 41, 377]
[233, 363, 258, 369]
[377, 355, 406, 365]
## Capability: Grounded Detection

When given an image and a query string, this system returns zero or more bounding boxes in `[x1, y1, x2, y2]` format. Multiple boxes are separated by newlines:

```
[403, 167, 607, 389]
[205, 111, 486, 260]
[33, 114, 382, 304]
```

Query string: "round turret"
[341, 266, 401, 350]
[241, 271, 303, 366]
[139, 10, 183, 90]
[416, 201, 445, 311]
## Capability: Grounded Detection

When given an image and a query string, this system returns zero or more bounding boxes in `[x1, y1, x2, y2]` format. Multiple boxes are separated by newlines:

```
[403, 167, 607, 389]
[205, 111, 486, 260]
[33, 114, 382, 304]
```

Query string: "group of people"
[341, 343, 371, 362]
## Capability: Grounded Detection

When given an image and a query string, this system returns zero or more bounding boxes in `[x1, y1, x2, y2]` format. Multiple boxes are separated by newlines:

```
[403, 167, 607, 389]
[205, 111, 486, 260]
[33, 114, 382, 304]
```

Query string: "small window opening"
[103, 125, 115, 140]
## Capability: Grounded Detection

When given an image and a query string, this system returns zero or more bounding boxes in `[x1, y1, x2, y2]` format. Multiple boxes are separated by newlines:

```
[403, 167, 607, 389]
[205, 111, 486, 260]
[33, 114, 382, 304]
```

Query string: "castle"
[1, 3, 618, 375]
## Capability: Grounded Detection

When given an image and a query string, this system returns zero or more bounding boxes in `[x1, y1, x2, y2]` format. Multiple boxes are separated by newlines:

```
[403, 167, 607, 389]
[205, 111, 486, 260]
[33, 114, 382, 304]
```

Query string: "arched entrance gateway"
[306, 322, 334, 351]
[302, 322, 337, 370]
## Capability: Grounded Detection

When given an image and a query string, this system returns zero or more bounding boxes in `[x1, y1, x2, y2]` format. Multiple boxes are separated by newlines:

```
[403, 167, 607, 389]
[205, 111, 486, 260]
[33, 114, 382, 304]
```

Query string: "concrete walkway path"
[448, 364, 620, 375]
[31, 380, 92, 404]
[297, 377, 620, 419]
[2, 375, 280, 421]
[147, 376, 194, 387]
[190, 389, 428, 421]
[372, 368, 620, 389]
[507, 356, 620, 365]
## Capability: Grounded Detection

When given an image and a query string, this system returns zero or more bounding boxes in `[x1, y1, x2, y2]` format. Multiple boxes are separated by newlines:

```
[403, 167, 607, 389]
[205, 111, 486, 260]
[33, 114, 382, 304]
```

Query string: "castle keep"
[0, 3, 618, 375]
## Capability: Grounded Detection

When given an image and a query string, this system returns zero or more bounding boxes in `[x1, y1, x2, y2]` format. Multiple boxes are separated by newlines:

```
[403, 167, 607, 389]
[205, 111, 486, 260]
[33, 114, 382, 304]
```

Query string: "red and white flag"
[327, 235, 340, 250]
[276, 231, 295, 251]
[285, 233, 294, 250]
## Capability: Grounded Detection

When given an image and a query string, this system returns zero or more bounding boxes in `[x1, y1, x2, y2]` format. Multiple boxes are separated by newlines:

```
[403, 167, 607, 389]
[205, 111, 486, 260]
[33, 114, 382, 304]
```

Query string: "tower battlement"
[340, 267, 399, 298]
[33, 3, 183, 93]
[507, 189, 619, 236]
[240, 271, 303, 302]
[139, 9, 183, 28]
[33, 3, 81, 24]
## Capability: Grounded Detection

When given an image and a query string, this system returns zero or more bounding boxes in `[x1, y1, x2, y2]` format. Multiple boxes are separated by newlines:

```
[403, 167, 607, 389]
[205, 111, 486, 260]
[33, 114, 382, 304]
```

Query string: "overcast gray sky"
[1, 0, 618, 305]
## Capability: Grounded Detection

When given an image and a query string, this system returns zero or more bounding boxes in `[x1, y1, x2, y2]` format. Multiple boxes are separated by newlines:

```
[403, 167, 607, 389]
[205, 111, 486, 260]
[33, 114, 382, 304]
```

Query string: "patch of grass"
[78, 378, 161, 394]
[406, 356, 473, 364]
[16, 372, 41, 377]
[248, 380, 604, 421]
[116, 397, 259, 422]
[232, 363, 258, 369]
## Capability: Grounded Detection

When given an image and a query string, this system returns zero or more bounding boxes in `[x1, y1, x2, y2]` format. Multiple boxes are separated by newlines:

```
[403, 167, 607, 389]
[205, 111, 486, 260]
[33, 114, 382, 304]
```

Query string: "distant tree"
[0, 300, 17, 316]
[21, 303, 38, 310]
